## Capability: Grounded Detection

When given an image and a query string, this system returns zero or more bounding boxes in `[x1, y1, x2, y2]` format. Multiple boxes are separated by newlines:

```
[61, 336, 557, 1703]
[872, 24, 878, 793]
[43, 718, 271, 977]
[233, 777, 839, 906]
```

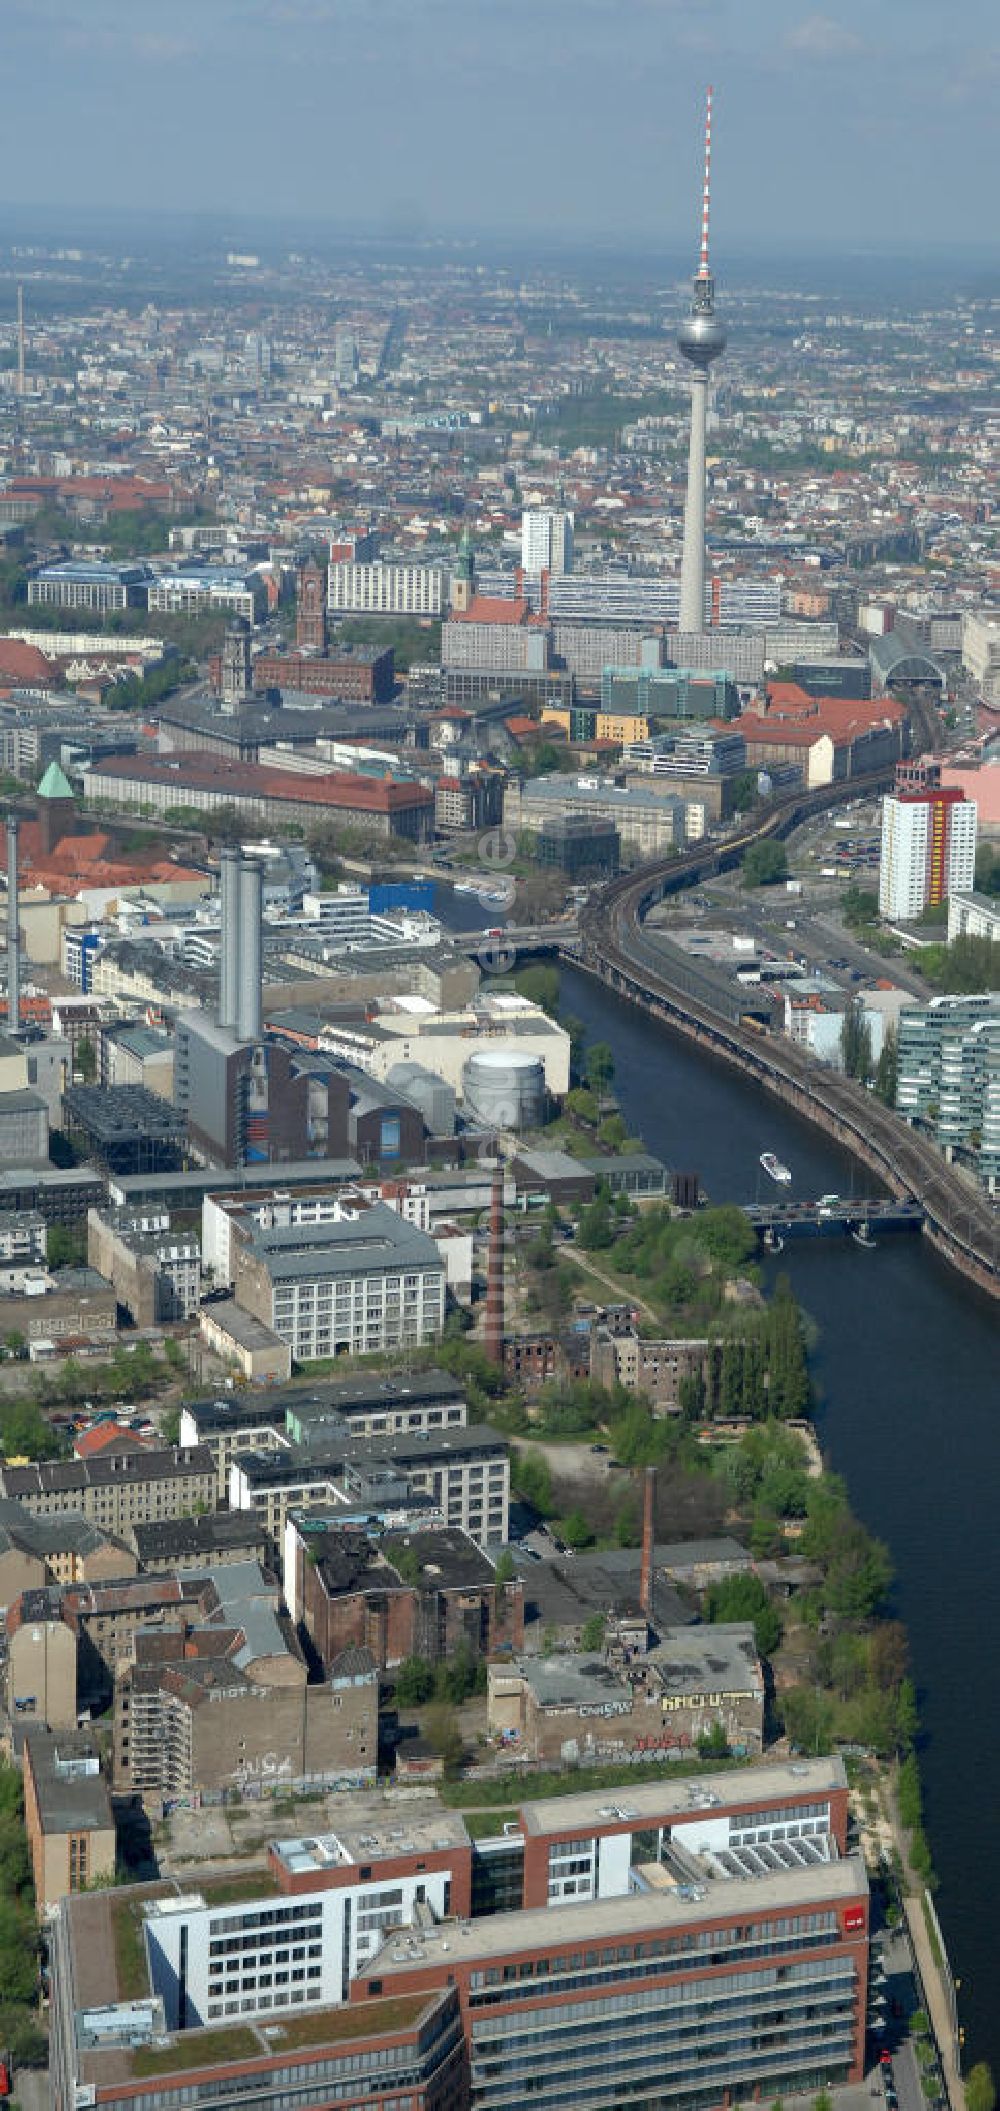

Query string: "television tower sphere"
[677, 296, 727, 369]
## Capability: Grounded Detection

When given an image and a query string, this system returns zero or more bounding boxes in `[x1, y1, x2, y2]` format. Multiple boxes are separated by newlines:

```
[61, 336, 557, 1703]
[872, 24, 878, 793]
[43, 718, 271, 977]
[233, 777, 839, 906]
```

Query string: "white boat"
[760, 1151, 792, 1185]
[453, 882, 479, 896]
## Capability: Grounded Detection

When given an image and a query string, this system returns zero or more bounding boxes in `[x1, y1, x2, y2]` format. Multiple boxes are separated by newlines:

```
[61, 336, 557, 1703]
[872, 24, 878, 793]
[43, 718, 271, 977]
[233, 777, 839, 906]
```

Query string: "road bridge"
[744, 1199, 925, 1242]
[578, 772, 1000, 1302]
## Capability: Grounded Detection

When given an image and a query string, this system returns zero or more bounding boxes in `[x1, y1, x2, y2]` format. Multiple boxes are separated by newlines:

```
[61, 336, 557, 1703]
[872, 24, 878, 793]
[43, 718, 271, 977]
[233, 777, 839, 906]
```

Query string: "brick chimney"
[484, 1163, 505, 1371]
[640, 1467, 655, 1618]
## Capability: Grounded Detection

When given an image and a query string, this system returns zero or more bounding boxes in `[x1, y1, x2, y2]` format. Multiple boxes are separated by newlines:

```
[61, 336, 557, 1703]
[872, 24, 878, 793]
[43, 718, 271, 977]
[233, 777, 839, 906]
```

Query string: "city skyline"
[0, 0, 997, 251]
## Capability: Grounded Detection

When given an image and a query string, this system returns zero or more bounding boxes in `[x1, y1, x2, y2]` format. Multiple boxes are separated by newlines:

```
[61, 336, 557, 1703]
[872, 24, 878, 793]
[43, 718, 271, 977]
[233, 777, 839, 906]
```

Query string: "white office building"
[521, 507, 574, 578]
[142, 1820, 464, 2028]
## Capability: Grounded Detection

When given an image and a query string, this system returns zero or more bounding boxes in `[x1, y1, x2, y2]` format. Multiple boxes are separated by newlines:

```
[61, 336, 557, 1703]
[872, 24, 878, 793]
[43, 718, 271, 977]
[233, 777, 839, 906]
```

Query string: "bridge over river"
[744, 1197, 925, 1243]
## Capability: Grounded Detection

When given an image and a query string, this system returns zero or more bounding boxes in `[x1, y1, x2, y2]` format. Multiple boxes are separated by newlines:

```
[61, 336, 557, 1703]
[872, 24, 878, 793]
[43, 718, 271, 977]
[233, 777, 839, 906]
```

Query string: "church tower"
[450, 528, 476, 615]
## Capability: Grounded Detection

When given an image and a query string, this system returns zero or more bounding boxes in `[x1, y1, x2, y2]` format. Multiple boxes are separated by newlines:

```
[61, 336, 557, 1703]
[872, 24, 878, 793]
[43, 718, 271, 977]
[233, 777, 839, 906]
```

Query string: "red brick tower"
[296, 558, 328, 653]
[484, 1163, 506, 1371]
[640, 1467, 655, 1617]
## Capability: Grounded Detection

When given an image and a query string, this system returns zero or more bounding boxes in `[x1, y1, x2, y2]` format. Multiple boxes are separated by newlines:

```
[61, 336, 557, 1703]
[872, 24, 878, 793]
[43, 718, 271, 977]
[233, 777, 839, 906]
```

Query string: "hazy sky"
[3, 0, 998, 255]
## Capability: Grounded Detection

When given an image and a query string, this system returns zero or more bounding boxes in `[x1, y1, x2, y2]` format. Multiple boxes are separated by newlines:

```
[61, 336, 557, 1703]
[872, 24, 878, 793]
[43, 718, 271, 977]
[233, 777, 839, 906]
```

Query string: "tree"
[565, 1087, 600, 1126]
[578, 1194, 615, 1250]
[561, 1510, 595, 1551]
[743, 840, 788, 887]
[514, 964, 560, 1016]
[75, 1036, 98, 1084]
[782, 1684, 836, 1754]
[493, 1548, 515, 1585]
[585, 1042, 615, 1093]
[840, 998, 873, 1084]
[580, 1614, 606, 1653]
[697, 1719, 730, 1760]
[874, 1023, 899, 1107]
[706, 1573, 782, 1658]
[513, 1449, 553, 1517]
[46, 1222, 84, 1269]
[966, 2067, 996, 2111]
[395, 1657, 435, 1706]
[424, 1703, 464, 1776]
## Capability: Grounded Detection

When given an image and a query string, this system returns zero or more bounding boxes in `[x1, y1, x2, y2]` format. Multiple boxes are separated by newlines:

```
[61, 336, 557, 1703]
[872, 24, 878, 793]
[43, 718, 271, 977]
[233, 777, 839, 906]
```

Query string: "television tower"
[677, 88, 726, 635]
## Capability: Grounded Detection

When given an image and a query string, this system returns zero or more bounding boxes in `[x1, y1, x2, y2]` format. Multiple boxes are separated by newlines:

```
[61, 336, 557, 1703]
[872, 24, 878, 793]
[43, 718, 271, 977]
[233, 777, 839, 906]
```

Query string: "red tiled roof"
[91, 751, 433, 814]
[74, 1425, 155, 1460]
[451, 596, 533, 625]
[0, 639, 56, 683]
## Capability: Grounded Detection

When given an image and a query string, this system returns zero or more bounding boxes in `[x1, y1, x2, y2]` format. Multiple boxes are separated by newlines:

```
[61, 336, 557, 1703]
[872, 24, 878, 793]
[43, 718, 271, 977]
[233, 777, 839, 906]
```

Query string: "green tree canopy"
[743, 840, 788, 887]
[706, 1572, 782, 1658]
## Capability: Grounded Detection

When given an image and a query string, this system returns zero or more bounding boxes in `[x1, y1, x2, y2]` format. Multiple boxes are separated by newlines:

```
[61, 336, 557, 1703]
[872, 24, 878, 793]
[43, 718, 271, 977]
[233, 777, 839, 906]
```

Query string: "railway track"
[578, 772, 1000, 1300]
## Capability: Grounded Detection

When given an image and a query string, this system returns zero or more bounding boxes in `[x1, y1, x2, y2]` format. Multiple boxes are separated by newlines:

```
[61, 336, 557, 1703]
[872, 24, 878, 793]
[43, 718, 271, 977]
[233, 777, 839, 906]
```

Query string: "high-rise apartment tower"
[879, 787, 977, 921]
[521, 508, 574, 578]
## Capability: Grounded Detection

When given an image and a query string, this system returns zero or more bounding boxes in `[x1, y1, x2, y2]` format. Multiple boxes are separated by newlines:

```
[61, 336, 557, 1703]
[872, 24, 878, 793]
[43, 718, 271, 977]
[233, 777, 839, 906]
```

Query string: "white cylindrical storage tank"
[463, 1047, 545, 1131]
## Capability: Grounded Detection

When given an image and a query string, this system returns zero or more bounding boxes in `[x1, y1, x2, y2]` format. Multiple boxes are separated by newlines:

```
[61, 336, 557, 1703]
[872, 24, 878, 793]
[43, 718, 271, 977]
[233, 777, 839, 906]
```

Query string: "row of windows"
[472, 1970, 856, 2050]
[731, 1819, 827, 1848]
[467, 1921, 845, 2005]
[207, 1950, 324, 1984]
[210, 1903, 323, 1937]
[470, 2035, 855, 2111]
[728, 1801, 829, 1834]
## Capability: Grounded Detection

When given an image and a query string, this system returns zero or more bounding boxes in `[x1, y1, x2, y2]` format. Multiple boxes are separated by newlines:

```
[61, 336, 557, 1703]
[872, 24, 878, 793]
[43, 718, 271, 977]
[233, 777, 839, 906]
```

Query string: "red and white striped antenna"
[698, 85, 714, 278]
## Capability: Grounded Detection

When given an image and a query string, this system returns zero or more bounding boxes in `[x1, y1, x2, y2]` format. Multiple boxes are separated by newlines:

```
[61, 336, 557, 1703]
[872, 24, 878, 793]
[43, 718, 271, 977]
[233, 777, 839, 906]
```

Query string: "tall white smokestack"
[6, 817, 20, 1035]
[236, 856, 262, 1042]
[219, 848, 241, 1030]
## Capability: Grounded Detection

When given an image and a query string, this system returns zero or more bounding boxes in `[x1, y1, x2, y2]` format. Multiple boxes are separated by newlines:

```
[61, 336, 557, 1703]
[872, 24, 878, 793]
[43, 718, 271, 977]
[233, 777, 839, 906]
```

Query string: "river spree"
[558, 964, 1000, 2074]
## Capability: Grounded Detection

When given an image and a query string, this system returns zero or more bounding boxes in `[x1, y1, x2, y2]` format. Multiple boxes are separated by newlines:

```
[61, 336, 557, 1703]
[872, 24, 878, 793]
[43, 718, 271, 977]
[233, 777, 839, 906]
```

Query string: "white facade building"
[961, 611, 1000, 704]
[327, 561, 446, 617]
[142, 1831, 460, 2029]
[521, 507, 574, 578]
[879, 792, 977, 921]
[318, 995, 572, 1100]
[233, 1203, 448, 1365]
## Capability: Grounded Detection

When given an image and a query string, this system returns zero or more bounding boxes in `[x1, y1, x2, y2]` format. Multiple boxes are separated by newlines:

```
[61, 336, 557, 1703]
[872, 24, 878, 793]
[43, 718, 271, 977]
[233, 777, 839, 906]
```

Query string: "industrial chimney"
[640, 1466, 655, 1619]
[6, 817, 20, 1036]
[484, 1162, 506, 1370]
[219, 848, 242, 1032]
[236, 855, 263, 1042]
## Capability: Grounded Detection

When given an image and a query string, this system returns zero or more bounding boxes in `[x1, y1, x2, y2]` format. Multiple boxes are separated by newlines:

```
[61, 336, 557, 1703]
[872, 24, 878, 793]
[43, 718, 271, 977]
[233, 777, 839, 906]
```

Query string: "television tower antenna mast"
[677, 87, 726, 636]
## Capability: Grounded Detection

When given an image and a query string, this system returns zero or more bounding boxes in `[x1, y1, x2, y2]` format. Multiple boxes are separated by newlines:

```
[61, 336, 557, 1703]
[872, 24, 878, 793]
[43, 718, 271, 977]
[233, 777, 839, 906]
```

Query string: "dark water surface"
[558, 964, 1000, 2072]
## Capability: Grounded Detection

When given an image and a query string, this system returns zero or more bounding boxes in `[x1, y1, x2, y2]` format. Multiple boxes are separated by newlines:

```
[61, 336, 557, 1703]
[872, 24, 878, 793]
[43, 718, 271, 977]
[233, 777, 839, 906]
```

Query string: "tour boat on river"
[760, 1151, 792, 1185]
